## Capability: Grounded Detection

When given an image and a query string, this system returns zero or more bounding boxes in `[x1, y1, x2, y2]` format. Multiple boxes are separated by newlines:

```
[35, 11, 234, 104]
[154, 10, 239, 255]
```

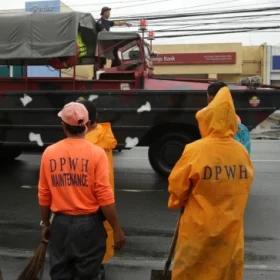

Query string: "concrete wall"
[242, 46, 263, 77]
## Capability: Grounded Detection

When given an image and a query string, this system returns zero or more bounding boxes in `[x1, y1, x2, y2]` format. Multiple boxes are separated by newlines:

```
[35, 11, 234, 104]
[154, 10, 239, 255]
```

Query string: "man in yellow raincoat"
[168, 86, 254, 280]
[78, 100, 117, 279]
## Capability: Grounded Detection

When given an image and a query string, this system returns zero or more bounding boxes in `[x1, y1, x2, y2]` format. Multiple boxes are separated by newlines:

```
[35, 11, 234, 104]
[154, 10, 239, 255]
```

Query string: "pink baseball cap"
[58, 102, 89, 126]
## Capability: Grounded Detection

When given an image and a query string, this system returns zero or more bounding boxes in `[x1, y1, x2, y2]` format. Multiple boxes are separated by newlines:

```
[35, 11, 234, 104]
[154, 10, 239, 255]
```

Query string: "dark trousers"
[49, 213, 107, 280]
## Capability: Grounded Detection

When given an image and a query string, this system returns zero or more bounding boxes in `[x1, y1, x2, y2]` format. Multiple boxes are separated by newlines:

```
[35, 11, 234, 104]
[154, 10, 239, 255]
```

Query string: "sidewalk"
[1, 248, 280, 280]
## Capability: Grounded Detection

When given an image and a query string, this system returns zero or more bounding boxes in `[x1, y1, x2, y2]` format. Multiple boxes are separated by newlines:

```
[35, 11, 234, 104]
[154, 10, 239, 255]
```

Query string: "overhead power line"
[149, 25, 280, 39]
[153, 24, 280, 33]
[133, 12, 280, 26]
[111, 0, 276, 18]
[113, 6, 280, 21]
[149, 14, 280, 31]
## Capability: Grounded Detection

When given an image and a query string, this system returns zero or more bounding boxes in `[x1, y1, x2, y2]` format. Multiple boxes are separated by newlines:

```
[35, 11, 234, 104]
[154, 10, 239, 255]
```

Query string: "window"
[121, 45, 140, 61]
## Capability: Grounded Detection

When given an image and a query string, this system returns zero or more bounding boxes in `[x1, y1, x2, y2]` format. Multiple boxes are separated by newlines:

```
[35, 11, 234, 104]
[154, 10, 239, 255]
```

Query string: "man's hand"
[113, 227, 125, 250]
[41, 226, 50, 243]
[39, 206, 51, 243]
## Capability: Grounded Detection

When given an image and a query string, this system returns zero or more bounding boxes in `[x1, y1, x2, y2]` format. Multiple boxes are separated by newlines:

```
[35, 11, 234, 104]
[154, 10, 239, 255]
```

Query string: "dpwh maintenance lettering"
[49, 157, 89, 187]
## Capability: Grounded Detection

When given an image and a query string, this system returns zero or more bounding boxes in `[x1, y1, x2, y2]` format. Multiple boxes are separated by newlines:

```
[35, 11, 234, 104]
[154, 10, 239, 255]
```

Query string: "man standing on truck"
[97, 7, 132, 32]
[38, 102, 125, 279]
[168, 86, 254, 280]
[95, 7, 132, 71]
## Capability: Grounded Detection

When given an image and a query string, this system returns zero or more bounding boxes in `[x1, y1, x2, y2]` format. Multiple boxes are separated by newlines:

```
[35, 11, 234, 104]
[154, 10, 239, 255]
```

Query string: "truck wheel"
[148, 131, 194, 177]
[0, 148, 22, 161]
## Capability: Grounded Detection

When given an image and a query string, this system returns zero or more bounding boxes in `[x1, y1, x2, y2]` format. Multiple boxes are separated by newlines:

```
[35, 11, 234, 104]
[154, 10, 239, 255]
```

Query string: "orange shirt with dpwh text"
[38, 138, 115, 215]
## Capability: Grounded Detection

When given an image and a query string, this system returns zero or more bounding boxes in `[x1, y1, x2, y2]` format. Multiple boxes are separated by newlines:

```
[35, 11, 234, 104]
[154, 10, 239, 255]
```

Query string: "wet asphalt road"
[0, 140, 280, 279]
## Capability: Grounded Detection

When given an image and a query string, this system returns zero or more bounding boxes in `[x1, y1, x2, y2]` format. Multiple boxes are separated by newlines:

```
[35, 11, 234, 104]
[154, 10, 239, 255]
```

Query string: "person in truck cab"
[96, 7, 132, 32]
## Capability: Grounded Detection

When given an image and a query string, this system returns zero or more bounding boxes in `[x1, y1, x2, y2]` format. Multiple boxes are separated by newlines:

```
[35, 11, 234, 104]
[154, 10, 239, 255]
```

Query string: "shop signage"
[25, 0, 60, 13]
[152, 52, 236, 65]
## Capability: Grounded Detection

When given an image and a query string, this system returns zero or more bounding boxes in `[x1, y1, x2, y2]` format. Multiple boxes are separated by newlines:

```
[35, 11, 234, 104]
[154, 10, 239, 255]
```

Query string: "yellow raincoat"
[168, 87, 254, 280]
[85, 122, 117, 263]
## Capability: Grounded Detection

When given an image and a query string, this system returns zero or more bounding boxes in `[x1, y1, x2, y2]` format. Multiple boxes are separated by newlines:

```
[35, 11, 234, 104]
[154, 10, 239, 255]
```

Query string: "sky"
[0, 0, 280, 45]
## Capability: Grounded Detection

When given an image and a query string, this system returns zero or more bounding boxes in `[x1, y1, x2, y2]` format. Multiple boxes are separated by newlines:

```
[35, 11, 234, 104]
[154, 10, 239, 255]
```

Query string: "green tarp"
[0, 12, 97, 65]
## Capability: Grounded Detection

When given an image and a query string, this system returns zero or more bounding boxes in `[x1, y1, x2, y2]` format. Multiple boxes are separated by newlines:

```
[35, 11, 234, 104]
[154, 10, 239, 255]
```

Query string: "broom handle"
[39, 213, 54, 280]
[163, 208, 184, 275]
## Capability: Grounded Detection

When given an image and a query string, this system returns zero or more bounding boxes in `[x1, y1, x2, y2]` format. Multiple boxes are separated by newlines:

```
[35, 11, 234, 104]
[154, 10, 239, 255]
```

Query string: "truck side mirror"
[129, 50, 140, 60]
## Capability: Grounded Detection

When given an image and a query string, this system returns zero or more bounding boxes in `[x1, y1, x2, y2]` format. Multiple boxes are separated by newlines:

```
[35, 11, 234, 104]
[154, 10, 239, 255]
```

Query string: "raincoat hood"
[196, 86, 238, 138]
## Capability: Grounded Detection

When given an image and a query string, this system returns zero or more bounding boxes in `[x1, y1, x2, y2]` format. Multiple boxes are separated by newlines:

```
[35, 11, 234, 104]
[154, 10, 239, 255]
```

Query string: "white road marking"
[110, 258, 280, 271]
[115, 157, 280, 162]
[116, 158, 280, 163]
[245, 264, 280, 271]
[29, 132, 44, 147]
[20, 185, 32, 189]
[253, 159, 280, 162]
[125, 137, 139, 148]
[137, 101, 151, 113]
[117, 189, 164, 193]
[20, 94, 32, 107]
[0, 248, 279, 271]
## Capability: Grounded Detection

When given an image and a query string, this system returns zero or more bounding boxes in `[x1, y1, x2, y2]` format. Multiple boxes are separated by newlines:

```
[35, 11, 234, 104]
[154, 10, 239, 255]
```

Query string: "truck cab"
[93, 31, 153, 90]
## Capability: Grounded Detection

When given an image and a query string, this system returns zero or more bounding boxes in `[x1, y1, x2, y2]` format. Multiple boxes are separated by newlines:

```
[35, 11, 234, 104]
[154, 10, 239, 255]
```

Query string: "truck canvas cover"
[0, 12, 97, 65]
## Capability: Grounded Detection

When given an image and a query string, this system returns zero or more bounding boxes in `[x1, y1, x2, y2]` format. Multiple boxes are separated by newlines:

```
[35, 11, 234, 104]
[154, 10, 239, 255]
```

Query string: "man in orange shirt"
[38, 102, 125, 280]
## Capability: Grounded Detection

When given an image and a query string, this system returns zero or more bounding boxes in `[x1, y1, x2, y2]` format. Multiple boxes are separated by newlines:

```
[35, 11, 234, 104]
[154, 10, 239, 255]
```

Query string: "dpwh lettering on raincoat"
[168, 87, 254, 280]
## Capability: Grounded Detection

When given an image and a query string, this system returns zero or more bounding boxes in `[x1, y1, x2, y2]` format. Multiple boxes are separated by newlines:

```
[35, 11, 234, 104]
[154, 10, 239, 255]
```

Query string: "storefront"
[265, 46, 280, 86]
[152, 43, 265, 83]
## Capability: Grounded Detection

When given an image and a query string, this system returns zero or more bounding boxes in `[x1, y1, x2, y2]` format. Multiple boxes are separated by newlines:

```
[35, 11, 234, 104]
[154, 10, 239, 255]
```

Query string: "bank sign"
[153, 52, 236, 65]
[25, 0, 60, 13]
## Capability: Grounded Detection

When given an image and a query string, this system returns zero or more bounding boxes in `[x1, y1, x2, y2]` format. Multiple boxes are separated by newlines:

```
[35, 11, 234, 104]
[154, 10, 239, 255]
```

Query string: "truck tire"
[148, 131, 194, 177]
[0, 148, 22, 161]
